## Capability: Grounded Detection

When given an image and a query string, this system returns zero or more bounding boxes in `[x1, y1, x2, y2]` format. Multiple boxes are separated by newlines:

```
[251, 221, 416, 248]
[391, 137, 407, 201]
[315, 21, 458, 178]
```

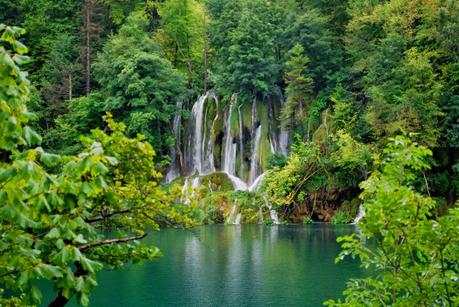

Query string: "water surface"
[43, 224, 362, 306]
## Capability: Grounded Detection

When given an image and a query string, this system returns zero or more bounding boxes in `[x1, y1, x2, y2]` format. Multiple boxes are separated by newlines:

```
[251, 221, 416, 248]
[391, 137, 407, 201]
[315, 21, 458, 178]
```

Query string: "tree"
[282, 43, 314, 133]
[0, 25, 191, 306]
[156, 0, 207, 90]
[346, 0, 444, 148]
[326, 136, 459, 306]
[41, 33, 82, 104]
[206, 0, 244, 93]
[93, 11, 187, 158]
[226, 0, 279, 98]
[286, 7, 343, 92]
[82, 0, 94, 94]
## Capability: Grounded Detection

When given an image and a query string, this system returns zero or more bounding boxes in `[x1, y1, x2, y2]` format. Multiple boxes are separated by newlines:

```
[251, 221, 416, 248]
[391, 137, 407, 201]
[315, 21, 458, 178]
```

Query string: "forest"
[0, 0, 458, 306]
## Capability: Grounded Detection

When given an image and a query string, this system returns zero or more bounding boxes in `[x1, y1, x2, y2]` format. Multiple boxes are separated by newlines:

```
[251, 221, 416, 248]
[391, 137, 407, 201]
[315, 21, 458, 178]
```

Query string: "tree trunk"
[49, 262, 87, 307]
[68, 70, 73, 101]
[83, 0, 92, 95]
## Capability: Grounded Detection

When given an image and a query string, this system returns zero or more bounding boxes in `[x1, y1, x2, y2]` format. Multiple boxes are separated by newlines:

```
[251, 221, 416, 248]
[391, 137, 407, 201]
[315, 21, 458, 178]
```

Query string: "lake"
[42, 224, 362, 306]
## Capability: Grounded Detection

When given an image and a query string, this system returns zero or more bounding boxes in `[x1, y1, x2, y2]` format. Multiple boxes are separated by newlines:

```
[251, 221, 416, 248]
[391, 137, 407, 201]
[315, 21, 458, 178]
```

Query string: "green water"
[43, 224, 362, 306]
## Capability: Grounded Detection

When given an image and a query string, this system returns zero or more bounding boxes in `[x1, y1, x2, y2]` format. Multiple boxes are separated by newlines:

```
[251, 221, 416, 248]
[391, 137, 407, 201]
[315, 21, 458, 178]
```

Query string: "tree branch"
[78, 234, 147, 251]
[0, 269, 18, 278]
[85, 209, 131, 223]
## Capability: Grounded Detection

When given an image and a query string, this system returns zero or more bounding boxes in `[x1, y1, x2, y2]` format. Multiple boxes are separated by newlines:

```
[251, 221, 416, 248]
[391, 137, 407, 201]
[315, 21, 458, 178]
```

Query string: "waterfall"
[270, 210, 280, 225]
[264, 197, 280, 224]
[223, 95, 237, 175]
[225, 173, 248, 191]
[267, 99, 279, 154]
[248, 172, 266, 192]
[276, 87, 289, 156]
[181, 178, 191, 204]
[353, 205, 365, 224]
[173, 91, 292, 225]
[258, 207, 264, 224]
[205, 105, 218, 173]
[189, 92, 218, 175]
[226, 203, 241, 225]
[181, 177, 201, 205]
[190, 177, 200, 201]
[249, 125, 262, 184]
[190, 93, 206, 174]
[165, 101, 183, 183]
[192, 177, 201, 189]
[237, 104, 244, 177]
[235, 213, 241, 224]
[279, 128, 289, 156]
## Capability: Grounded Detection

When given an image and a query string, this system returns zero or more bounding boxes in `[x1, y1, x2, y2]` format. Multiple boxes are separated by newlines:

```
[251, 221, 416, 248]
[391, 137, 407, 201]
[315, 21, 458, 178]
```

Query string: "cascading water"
[191, 94, 206, 174]
[225, 173, 248, 191]
[205, 106, 218, 173]
[249, 125, 262, 184]
[264, 196, 280, 225]
[235, 213, 241, 225]
[165, 101, 183, 183]
[237, 104, 244, 177]
[258, 207, 264, 224]
[276, 87, 289, 156]
[189, 92, 218, 175]
[353, 205, 365, 224]
[181, 178, 191, 205]
[226, 204, 241, 224]
[222, 95, 238, 176]
[248, 172, 266, 192]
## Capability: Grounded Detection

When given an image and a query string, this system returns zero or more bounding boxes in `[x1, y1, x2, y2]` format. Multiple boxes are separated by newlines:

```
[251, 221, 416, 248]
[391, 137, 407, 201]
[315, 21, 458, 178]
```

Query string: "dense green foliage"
[0, 26, 190, 306]
[326, 136, 459, 306]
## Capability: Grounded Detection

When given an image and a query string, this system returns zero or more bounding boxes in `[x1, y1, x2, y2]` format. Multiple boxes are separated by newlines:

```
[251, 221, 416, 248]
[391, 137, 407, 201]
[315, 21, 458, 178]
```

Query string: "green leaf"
[77, 292, 90, 306]
[30, 285, 42, 303]
[77, 157, 91, 174]
[36, 195, 51, 212]
[94, 176, 108, 190]
[40, 152, 61, 167]
[80, 256, 103, 273]
[0, 204, 18, 219]
[106, 156, 118, 165]
[12, 54, 29, 65]
[23, 126, 42, 145]
[89, 142, 104, 155]
[39, 264, 63, 279]
[91, 162, 108, 176]
[45, 227, 60, 239]
[75, 277, 85, 292]
[74, 234, 87, 244]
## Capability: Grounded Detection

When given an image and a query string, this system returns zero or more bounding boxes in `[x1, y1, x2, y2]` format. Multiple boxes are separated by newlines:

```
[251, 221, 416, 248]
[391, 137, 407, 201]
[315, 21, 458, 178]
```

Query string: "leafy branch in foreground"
[325, 136, 459, 306]
[0, 25, 191, 306]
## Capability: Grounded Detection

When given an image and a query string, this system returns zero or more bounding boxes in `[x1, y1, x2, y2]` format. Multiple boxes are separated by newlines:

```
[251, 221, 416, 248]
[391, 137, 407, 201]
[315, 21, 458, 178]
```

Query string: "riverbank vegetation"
[1, 0, 458, 305]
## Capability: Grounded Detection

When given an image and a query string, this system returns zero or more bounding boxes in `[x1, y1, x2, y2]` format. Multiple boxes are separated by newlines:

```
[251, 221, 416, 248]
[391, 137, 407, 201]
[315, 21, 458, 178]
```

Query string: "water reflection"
[42, 224, 362, 307]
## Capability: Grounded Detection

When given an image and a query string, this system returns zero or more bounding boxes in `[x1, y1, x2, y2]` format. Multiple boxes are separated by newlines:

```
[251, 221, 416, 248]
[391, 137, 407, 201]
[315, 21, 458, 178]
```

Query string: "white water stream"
[165, 101, 183, 183]
[353, 205, 365, 224]
[223, 95, 238, 176]
[264, 197, 280, 225]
